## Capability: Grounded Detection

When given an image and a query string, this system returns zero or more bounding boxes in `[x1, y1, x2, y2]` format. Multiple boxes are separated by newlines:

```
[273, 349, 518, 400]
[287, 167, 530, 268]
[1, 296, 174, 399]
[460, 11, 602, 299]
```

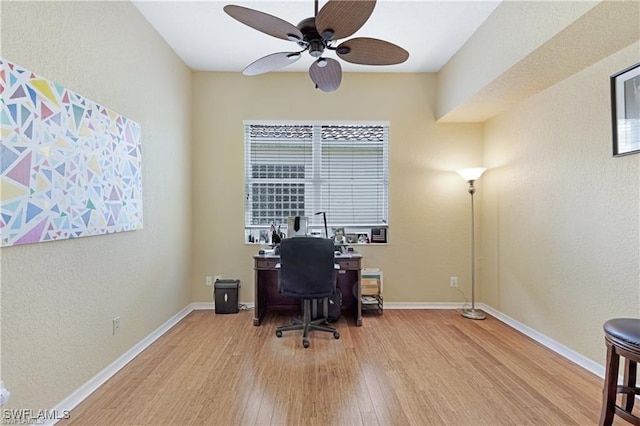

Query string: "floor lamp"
[457, 167, 487, 320]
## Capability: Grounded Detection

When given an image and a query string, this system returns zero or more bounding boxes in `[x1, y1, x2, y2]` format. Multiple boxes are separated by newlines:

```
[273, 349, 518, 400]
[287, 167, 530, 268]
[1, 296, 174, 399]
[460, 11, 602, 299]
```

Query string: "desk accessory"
[287, 216, 308, 237]
[457, 167, 487, 320]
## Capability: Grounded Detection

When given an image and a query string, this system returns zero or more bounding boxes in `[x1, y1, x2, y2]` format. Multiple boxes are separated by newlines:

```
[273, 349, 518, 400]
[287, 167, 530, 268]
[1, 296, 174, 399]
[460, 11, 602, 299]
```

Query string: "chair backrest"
[278, 237, 336, 299]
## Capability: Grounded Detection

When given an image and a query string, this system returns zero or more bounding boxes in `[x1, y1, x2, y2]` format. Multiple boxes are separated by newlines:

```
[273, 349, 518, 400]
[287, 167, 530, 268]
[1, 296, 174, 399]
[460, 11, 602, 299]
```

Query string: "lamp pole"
[457, 168, 487, 320]
[314, 211, 328, 238]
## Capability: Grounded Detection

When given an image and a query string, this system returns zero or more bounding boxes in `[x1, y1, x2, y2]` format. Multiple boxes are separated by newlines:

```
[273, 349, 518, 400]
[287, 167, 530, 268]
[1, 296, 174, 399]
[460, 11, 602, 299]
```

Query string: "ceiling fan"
[223, 0, 409, 92]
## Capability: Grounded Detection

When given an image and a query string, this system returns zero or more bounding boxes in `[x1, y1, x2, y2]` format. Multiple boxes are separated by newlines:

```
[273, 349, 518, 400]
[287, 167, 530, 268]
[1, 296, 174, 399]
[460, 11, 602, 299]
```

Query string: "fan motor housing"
[297, 17, 320, 41]
[309, 41, 324, 57]
[297, 17, 329, 57]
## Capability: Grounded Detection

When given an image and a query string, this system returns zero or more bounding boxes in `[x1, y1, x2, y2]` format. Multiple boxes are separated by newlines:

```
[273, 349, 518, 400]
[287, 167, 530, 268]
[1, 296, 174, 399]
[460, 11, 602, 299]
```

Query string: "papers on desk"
[334, 251, 352, 258]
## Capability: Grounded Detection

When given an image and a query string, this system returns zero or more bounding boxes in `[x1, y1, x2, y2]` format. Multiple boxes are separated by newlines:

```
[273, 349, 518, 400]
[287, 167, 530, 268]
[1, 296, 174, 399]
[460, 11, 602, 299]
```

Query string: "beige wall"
[481, 42, 640, 365]
[437, 1, 639, 123]
[437, 0, 598, 121]
[1, 1, 192, 409]
[191, 72, 484, 305]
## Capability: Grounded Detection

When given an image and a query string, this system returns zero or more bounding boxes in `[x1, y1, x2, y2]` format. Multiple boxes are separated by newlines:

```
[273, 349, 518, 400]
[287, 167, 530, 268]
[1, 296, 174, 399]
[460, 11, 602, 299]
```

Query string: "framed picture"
[611, 62, 640, 156]
[371, 227, 387, 243]
[332, 227, 346, 244]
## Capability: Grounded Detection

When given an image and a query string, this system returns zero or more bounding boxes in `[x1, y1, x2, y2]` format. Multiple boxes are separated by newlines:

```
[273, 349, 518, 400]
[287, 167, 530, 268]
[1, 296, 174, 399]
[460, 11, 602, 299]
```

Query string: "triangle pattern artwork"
[0, 58, 143, 247]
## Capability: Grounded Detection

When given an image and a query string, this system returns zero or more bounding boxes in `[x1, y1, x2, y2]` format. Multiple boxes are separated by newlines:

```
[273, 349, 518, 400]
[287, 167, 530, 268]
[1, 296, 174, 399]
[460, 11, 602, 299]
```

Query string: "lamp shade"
[457, 167, 487, 182]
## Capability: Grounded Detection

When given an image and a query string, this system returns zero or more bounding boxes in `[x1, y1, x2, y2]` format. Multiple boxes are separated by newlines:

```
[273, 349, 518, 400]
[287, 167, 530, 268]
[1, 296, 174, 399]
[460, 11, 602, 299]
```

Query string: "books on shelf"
[361, 277, 379, 295]
[360, 268, 383, 315]
[361, 268, 383, 295]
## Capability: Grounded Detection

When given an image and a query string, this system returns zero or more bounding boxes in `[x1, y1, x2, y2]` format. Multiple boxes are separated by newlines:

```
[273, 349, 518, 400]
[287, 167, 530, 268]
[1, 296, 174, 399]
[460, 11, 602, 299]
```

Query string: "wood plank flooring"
[59, 309, 634, 425]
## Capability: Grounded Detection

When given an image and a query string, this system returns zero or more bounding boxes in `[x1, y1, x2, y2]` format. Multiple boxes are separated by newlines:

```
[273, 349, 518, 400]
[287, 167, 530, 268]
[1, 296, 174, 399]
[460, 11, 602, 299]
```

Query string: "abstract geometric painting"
[0, 58, 143, 247]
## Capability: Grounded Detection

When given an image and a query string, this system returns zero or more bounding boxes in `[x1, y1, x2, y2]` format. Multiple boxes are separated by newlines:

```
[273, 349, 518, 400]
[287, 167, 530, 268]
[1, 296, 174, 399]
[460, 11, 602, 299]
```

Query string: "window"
[244, 122, 388, 243]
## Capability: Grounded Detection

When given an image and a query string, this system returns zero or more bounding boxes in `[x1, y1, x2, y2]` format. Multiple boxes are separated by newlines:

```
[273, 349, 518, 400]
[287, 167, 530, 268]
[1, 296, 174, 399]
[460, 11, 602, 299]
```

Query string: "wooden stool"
[600, 318, 640, 425]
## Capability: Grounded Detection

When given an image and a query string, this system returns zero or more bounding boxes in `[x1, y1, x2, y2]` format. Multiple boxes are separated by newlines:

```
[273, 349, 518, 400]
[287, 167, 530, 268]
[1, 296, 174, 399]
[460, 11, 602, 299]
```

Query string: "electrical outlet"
[450, 276, 458, 288]
[214, 275, 222, 283]
[113, 317, 121, 335]
[206, 276, 213, 286]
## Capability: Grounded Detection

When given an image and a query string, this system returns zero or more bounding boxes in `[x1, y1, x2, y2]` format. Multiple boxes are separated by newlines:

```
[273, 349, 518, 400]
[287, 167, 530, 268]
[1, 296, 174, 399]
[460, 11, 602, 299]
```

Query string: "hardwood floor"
[59, 309, 633, 425]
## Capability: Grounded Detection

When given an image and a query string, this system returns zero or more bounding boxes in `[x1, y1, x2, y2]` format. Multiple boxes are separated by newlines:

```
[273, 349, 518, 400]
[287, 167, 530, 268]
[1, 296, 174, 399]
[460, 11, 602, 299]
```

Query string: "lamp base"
[461, 308, 486, 320]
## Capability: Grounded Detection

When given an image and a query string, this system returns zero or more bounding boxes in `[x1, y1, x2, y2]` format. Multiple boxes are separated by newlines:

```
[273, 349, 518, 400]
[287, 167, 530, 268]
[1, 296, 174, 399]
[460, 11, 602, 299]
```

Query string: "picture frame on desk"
[357, 233, 369, 244]
[370, 227, 387, 243]
[611, 62, 640, 157]
[332, 227, 346, 244]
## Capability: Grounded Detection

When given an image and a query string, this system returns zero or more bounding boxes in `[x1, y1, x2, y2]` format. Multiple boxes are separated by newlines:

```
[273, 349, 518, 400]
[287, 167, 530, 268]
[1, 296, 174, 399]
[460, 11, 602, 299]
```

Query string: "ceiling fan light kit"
[223, 0, 409, 92]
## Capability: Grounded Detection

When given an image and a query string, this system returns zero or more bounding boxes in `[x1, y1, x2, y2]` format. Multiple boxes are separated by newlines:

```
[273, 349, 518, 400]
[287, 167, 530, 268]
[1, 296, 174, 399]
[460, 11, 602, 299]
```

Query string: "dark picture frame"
[611, 62, 640, 156]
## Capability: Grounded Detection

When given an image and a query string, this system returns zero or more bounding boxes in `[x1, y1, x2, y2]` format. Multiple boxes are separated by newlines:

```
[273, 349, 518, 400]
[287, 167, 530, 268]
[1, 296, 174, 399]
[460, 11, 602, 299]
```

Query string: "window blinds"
[244, 122, 389, 230]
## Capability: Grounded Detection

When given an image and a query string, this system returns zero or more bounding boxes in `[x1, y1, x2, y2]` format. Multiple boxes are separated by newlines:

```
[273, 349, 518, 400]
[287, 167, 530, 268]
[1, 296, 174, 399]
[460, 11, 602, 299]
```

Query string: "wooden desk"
[253, 253, 363, 327]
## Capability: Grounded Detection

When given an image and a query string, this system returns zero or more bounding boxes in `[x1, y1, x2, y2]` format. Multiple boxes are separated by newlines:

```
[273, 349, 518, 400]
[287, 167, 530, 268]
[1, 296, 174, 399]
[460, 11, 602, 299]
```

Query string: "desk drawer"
[338, 260, 359, 269]
[255, 259, 278, 269]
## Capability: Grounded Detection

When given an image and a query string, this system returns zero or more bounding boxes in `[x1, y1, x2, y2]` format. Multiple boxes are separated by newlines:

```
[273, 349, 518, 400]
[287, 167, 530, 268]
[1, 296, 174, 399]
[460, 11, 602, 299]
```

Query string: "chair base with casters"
[275, 299, 340, 348]
[600, 318, 640, 426]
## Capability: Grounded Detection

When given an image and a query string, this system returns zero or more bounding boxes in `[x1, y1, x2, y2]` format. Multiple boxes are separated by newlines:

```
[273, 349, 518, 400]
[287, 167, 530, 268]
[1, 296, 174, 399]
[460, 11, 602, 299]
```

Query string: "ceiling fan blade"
[316, 0, 376, 40]
[243, 52, 302, 76]
[224, 5, 303, 42]
[309, 58, 342, 92]
[336, 37, 409, 65]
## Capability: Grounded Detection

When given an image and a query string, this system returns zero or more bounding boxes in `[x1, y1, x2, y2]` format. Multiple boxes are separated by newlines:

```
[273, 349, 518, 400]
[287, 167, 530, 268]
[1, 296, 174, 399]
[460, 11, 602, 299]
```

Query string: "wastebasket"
[214, 279, 240, 314]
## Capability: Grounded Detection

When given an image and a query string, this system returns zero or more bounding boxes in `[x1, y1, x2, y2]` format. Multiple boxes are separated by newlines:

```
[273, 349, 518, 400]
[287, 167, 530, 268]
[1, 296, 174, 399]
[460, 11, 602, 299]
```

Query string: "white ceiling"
[132, 0, 501, 73]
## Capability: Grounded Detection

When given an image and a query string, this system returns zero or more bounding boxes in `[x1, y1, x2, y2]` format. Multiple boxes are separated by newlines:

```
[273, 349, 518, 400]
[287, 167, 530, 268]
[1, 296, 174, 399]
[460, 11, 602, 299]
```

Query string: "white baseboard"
[49, 300, 609, 425]
[192, 302, 214, 310]
[48, 304, 195, 425]
[478, 303, 605, 378]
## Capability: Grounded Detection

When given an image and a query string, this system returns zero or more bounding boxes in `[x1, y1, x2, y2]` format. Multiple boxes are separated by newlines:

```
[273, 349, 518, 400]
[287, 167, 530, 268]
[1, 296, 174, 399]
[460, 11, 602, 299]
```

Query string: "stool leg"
[622, 358, 637, 412]
[600, 341, 620, 426]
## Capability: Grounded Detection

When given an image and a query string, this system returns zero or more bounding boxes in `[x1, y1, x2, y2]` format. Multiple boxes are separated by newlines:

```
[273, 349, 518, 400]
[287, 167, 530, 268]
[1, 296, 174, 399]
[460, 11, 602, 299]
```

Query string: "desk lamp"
[457, 167, 487, 320]
[314, 211, 328, 238]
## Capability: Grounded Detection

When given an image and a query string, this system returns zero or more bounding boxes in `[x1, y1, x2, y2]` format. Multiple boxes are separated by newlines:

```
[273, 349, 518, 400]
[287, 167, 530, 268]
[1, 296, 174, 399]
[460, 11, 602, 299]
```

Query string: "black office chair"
[275, 237, 341, 348]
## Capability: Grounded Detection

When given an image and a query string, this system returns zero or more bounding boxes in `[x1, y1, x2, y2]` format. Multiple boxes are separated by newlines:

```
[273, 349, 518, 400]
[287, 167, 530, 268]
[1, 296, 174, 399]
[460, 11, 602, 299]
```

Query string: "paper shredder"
[214, 279, 240, 314]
